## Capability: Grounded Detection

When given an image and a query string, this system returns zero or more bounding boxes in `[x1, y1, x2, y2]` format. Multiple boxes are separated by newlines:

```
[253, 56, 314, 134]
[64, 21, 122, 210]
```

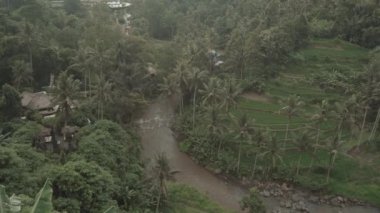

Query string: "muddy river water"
[138, 98, 379, 213]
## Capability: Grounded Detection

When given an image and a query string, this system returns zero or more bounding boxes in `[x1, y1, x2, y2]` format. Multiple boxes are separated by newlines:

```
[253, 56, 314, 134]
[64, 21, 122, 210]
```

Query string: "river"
[138, 97, 379, 213]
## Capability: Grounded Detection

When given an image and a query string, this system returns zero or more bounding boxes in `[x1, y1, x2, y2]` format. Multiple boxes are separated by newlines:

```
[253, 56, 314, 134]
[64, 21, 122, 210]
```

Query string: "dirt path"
[138, 97, 380, 213]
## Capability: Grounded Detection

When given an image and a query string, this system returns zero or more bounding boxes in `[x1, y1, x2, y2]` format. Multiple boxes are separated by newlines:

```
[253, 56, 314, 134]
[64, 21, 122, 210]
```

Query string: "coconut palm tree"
[224, 19, 253, 79]
[221, 79, 243, 112]
[68, 44, 95, 97]
[250, 130, 268, 179]
[200, 77, 223, 109]
[158, 75, 179, 97]
[18, 22, 35, 73]
[91, 40, 113, 77]
[52, 71, 80, 127]
[291, 130, 313, 175]
[260, 134, 283, 176]
[324, 134, 345, 183]
[308, 100, 330, 169]
[357, 104, 369, 148]
[279, 95, 304, 148]
[11, 60, 33, 90]
[368, 107, 380, 142]
[153, 153, 175, 213]
[332, 95, 360, 140]
[186, 68, 208, 129]
[232, 114, 256, 174]
[92, 75, 113, 120]
[173, 60, 191, 114]
[203, 106, 227, 157]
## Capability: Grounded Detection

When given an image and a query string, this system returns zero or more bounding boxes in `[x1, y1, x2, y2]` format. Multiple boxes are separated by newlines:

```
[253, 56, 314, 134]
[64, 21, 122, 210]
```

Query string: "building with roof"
[106, 1, 130, 9]
[21, 91, 58, 118]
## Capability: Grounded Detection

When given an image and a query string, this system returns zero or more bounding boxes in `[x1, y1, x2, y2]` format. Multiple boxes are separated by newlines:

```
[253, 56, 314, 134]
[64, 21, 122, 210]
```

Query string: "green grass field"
[168, 183, 232, 213]
[265, 38, 369, 103]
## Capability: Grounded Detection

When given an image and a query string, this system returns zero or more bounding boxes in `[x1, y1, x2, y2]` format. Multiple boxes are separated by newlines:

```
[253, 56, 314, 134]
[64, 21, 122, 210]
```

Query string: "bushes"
[76, 120, 140, 170]
[0, 84, 22, 121]
[240, 188, 265, 213]
[50, 160, 117, 213]
[310, 19, 335, 38]
[167, 183, 229, 213]
[241, 80, 266, 94]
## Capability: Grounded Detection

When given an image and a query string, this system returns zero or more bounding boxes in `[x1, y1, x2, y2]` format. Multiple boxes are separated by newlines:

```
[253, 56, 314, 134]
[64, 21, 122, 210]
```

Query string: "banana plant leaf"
[103, 206, 117, 213]
[30, 179, 53, 213]
[0, 185, 10, 213]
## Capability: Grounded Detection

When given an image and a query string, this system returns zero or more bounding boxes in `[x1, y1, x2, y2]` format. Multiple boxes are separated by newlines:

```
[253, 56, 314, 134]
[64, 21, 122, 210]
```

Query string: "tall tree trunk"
[192, 86, 197, 130]
[237, 139, 242, 174]
[16, 80, 20, 90]
[326, 151, 337, 183]
[272, 156, 276, 173]
[250, 153, 258, 179]
[283, 121, 290, 148]
[101, 102, 104, 120]
[369, 107, 380, 142]
[357, 106, 368, 148]
[309, 127, 320, 170]
[296, 154, 302, 176]
[155, 190, 161, 213]
[84, 71, 87, 97]
[179, 95, 184, 115]
[88, 71, 92, 96]
[64, 101, 69, 128]
[28, 43, 33, 72]
[217, 137, 223, 158]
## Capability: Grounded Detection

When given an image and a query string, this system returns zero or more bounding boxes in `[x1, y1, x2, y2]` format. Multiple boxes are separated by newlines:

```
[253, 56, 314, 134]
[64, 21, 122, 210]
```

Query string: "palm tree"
[200, 77, 223, 108]
[11, 60, 33, 90]
[68, 44, 95, 97]
[291, 130, 313, 175]
[308, 100, 329, 169]
[173, 60, 191, 114]
[357, 104, 369, 148]
[332, 95, 359, 140]
[52, 71, 80, 127]
[324, 134, 345, 183]
[279, 95, 304, 148]
[360, 60, 380, 143]
[368, 107, 380, 142]
[225, 20, 253, 79]
[153, 153, 174, 213]
[203, 106, 227, 157]
[260, 134, 283, 176]
[19, 22, 35, 73]
[186, 68, 207, 129]
[158, 75, 179, 97]
[221, 79, 243, 112]
[250, 130, 267, 179]
[92, 75, 113, 120]
[92, 40, 113, 77]
[232, 114, 255, 174]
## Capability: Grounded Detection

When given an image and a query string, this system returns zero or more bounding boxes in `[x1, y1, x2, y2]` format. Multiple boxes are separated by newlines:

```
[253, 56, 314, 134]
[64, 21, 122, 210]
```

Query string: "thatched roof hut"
[21, 91, 53, 111]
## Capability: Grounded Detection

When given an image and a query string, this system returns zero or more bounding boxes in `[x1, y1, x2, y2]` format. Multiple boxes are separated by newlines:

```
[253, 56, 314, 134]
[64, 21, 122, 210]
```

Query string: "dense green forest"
[0, 0, 379, 212]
